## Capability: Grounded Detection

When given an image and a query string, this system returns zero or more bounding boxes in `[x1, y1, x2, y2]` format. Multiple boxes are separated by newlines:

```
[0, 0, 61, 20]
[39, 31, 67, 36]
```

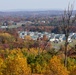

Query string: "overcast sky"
[0, 0, 75, 11]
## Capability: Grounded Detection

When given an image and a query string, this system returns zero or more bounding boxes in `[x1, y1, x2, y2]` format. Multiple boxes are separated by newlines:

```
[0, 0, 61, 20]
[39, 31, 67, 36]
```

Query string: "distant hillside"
[0, 10, 76, 17]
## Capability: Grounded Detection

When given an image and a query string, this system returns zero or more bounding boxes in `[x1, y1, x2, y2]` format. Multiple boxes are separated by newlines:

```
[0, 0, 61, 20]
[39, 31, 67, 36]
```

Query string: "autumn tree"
[24, 33, 32, 41]
[70, 67, 76, 75]
[67, 57, 76, 72]
[47, 56, 69, 75]
[60, 3, 76, 67]
[2, 50, 31, 75]
[0, 33, 15, 44]
[0, 58, 5, 75]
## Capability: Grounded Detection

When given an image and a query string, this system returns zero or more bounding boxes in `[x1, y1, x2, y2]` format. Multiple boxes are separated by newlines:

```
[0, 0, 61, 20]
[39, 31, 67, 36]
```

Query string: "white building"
[19, 31, 27, 39]
[0, 26, 8, 29]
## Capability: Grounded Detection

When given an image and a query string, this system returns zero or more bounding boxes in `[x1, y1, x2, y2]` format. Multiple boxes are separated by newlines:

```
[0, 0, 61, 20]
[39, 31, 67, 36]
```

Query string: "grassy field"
[8, 24, 22, 28]
[51, 39, 76, 50]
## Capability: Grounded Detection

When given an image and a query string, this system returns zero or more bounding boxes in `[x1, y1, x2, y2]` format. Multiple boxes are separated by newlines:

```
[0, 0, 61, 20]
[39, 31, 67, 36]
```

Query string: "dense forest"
[0, 31, 76, 75]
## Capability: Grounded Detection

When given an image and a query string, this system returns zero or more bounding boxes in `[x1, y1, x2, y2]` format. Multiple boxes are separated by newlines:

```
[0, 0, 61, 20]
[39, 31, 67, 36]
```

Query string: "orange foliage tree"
[48, 56, 69, 75]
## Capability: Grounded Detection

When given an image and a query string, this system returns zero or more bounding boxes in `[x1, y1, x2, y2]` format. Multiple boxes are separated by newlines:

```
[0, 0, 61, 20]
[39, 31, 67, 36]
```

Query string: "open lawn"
[8, 24, 22, 28]
[51, 39, 76, 50]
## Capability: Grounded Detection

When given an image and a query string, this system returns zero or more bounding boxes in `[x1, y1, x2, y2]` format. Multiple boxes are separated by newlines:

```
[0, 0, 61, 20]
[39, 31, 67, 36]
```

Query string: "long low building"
[18, 31, 76, 43]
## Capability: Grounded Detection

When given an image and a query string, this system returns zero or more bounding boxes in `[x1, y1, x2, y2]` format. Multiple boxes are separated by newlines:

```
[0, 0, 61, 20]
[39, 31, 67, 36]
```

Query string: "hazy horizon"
[0, 9, 69, 12]
[0, 0, 76, 11]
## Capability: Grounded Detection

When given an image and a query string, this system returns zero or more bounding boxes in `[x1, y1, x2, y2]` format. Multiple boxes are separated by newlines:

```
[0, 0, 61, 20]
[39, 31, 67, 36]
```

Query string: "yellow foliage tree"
[70, 66, 76, 75]
[48, 56, 69, 75]
[24, 35, 32, 41]
[67, 58, 76, 72]
[2, 51, 31, 75]
[0, 58, 4, 75]
[0, 32, 15, 44]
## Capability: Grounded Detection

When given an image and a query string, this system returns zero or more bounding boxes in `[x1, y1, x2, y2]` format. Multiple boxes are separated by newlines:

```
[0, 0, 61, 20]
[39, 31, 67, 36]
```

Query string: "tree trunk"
[64, 31, 69, 67]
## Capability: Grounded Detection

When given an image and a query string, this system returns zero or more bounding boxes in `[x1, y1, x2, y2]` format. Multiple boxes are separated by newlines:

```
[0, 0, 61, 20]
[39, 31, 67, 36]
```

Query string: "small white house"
[50, 35, 56, 42]
[29, 32, 34, 36]
[50, 38, 56, 42]
[19, 31, 27, 39]
[68, 37, 72, 43]
[71, 33, 76, 39]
